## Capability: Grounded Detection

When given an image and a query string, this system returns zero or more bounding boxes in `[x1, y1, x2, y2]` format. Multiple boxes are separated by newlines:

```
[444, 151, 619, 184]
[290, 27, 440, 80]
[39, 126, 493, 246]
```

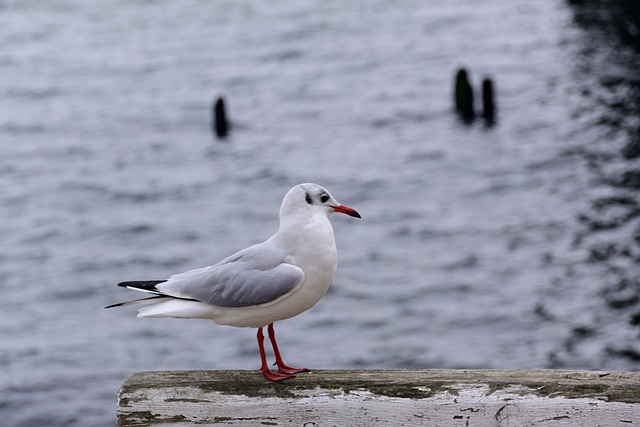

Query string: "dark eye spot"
[320, 193, 329, 203]
[305, 192, 312, 204]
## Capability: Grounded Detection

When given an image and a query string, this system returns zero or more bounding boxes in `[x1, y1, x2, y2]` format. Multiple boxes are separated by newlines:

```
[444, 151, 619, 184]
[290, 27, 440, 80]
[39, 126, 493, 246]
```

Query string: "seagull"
[106, 183, 361, 382]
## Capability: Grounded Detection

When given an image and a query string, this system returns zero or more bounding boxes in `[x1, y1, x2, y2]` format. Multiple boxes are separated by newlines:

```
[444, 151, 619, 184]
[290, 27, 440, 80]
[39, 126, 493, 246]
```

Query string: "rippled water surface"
[2, 1, 640, 425]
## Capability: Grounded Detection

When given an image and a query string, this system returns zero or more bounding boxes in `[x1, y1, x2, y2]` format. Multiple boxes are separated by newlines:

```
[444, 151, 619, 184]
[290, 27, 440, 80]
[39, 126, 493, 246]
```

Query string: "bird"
[106, 183, 361, 382]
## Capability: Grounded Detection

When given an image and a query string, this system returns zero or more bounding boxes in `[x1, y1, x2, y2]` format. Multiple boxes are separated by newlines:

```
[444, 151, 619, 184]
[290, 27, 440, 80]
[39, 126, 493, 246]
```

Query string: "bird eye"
[320, 193, 330, 203]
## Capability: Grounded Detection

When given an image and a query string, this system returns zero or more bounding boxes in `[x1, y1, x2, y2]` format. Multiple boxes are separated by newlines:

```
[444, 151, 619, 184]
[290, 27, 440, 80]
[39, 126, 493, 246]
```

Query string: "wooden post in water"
[117, 369, 640, 426]
[212, 96, 229, 140]
[482, 77, 496, 125]
[454, 68, 475, 122]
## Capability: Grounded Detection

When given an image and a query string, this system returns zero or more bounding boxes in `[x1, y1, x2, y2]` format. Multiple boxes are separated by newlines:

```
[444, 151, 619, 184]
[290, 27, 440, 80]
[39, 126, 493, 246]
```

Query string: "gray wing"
[156, 243, 305, 307]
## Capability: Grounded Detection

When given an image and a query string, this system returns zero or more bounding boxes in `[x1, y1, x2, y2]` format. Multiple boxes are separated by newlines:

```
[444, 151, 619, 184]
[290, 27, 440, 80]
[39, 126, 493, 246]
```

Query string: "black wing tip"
[105, 294, 169, 309]
[104, 301, 126, 309]
[108, 281, 168, 308]
[117, 280, 167, 289]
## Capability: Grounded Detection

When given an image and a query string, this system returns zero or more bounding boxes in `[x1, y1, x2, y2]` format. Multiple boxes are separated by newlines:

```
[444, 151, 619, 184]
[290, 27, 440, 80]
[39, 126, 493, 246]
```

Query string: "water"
[2, 1, 640, 425]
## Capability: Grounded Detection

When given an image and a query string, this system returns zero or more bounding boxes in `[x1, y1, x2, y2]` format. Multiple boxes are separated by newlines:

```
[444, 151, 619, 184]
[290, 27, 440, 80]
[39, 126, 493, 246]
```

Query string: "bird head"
[280, 183, 361, 220]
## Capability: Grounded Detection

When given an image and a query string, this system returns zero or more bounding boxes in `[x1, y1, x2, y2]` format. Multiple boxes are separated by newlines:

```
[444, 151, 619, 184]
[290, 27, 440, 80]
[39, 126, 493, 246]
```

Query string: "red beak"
[331, 204, 361, 218]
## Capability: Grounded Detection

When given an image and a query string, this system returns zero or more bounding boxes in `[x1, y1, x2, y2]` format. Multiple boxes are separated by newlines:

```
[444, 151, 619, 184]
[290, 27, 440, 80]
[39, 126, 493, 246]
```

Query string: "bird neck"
[275, 213, 335, 254]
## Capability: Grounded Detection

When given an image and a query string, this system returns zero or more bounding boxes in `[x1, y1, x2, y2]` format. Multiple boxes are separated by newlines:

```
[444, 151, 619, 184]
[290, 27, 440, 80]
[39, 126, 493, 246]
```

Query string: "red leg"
[257, 327, 293, 382]
[267, 323, 309, 375]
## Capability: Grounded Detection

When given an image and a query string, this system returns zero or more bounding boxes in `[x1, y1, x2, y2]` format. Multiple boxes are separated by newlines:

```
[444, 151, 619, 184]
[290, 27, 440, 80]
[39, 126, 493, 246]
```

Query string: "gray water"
[2, 1, 640, 425]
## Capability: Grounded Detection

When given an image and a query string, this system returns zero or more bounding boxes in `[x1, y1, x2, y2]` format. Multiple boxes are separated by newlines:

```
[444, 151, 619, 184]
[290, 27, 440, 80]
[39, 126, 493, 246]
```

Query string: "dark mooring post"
[454, 68, 475, 122]
[213, 96, 229, 140]
[482, 77, 496, 125]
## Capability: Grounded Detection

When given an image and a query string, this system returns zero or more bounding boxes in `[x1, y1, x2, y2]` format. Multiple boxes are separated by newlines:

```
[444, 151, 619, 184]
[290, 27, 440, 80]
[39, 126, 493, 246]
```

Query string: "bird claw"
[261, 369, 296, 382]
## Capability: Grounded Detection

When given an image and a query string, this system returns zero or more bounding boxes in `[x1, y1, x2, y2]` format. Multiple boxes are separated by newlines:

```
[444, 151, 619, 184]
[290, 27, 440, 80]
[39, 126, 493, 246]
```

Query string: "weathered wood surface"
[117, 369, 640, 426]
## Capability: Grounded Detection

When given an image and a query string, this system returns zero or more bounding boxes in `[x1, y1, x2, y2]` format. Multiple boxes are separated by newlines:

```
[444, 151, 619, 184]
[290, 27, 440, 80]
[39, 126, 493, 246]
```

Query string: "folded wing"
[155, 243, 305, 308]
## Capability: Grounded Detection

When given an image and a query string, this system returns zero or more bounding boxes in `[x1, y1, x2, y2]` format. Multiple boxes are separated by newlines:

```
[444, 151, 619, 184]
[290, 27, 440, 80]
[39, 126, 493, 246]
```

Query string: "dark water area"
[561, 0, 640, 365]
[1, 1, 640, 426]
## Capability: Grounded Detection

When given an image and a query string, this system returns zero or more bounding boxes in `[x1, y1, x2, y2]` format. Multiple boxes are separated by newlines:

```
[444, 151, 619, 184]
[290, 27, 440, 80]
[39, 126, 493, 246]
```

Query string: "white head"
[279, 183, 361, 221]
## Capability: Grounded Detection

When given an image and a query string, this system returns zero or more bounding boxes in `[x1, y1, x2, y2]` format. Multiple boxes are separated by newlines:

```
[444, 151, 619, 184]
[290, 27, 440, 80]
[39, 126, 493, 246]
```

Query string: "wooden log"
[117, 369, 640, 426]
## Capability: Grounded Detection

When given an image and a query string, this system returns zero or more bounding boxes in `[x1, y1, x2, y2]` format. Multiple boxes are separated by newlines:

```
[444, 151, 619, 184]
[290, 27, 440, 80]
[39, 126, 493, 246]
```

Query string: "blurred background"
[2, 0, 640, 425]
